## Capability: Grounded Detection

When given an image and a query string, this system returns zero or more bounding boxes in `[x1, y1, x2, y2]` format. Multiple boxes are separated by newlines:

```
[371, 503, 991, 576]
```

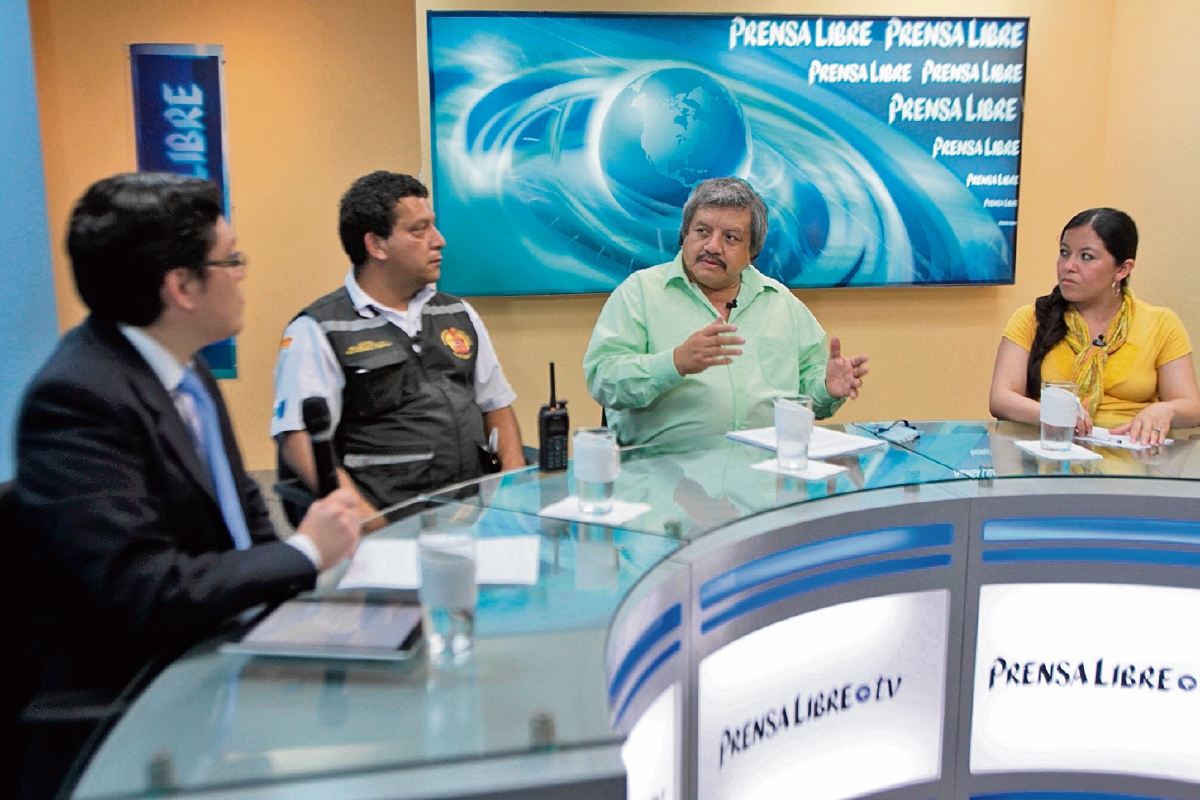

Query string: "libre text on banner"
[130, 43, 236, 377]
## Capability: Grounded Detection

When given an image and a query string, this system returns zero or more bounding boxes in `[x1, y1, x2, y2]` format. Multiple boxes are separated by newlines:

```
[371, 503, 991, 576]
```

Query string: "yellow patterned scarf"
[1064, 288, 1133, 416]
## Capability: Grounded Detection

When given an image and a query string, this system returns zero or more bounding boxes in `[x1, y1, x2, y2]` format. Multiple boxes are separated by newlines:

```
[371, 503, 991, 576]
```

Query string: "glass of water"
[1040, 381, 1079, 451]
[775, 395, 815, 470]
[573, 427, 620, 515]
[418, 529, 477, 667]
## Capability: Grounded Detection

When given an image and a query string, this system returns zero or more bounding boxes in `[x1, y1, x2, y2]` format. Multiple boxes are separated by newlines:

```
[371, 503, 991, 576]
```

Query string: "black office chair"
[4, 483, 160, 799]
[274, 449, 315, 528]
[1, 482, 34, 797]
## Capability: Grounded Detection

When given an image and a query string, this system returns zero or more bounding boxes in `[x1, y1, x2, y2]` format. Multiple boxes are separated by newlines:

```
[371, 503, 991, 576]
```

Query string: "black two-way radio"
[538, 362, 569, 472]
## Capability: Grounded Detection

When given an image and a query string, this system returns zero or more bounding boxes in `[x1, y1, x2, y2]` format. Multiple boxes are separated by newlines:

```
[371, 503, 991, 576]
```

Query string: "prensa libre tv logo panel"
[986, 656, 1199, 694]
[971, 583, 1200, 784]
[697, 590, 949, 800]
[717, 671, 904, 768]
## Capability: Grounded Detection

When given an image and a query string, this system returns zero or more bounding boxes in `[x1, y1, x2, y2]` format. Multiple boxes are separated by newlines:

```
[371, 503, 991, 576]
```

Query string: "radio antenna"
[548, 362, 557, 407]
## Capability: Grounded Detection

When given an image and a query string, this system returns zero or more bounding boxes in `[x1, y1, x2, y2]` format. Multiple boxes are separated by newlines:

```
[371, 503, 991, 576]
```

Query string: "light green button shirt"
[583, 253, 843, 446]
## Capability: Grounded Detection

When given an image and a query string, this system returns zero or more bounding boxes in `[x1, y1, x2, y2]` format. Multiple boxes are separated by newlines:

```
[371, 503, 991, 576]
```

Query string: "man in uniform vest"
[273, 172, 524, 514]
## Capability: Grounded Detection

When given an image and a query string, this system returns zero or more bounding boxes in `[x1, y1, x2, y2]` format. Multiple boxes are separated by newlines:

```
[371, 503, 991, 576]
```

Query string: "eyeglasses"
[199, 252, 248, 270]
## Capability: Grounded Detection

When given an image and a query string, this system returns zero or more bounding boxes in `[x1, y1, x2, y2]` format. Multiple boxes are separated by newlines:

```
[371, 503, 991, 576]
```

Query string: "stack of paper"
[338, 536, 542, 591]
[726, 426, 884, 459]
[1076, 426, 1173, 451]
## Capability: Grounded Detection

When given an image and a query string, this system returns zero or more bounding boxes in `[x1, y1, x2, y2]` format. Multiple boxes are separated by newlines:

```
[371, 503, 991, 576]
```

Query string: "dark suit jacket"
[15, 318, 317, 701]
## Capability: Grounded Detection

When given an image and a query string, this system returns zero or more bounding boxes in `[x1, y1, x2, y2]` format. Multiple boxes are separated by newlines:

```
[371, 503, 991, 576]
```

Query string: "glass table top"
[75, 421, 1200, 797]
[423, 428, 970, 541]
[74, 501, 679, 798]
[849, 419, 1200, 481]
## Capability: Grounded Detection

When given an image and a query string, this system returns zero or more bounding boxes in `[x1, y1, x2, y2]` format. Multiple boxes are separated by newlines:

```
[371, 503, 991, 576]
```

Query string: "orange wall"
[32, 0, 1127, 469]
[1103, 0, 1200, 345]
[31, 0, 424, 469]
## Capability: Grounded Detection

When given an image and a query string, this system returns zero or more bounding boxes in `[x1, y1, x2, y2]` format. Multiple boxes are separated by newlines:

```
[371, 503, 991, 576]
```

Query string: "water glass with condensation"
[1040, 381, 1079, 452]
[418, 528, 477, 667]
[775, 395, 815, 470]
[573, 427, 619, 515]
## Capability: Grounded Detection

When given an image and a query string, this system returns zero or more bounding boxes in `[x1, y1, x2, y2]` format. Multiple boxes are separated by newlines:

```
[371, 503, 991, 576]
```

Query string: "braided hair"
[1025, 208, 1138, 399]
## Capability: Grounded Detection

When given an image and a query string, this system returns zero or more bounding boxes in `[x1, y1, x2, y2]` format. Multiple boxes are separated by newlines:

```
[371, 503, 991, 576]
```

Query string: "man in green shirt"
[583, 177, 869, 446]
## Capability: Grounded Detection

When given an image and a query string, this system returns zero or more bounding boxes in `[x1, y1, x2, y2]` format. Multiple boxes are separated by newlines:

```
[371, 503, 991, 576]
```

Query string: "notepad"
[337, 536, 542, 591]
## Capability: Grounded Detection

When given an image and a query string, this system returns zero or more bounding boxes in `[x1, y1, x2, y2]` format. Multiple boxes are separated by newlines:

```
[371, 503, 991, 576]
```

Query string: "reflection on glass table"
[850, 420, 1200, 480]
[424, 430, 970, 541]
[73, 502, 678, 798]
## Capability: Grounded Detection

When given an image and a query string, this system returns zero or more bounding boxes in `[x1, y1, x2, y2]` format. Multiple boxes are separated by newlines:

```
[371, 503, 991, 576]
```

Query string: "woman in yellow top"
[989, 207, 1200, 445]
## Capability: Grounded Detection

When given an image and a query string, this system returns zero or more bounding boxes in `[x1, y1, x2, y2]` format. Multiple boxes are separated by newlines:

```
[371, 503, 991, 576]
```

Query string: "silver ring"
[1152, 426, 1163, 432]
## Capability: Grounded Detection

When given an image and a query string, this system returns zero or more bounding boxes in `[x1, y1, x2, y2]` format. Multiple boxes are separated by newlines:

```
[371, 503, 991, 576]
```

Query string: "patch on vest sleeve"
[440, 327, 474, 359]
[279, 336, 292, 349]
[345, 340, 393, 356]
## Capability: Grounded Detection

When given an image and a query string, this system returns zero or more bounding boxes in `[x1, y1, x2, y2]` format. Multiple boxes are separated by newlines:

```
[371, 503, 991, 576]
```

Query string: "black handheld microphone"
[538, 363, 570, 472]
[302, 397, 340, 498]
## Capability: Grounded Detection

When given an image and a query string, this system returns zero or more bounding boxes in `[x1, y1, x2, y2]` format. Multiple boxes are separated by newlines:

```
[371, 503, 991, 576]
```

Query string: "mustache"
[698, 254, 727, 270]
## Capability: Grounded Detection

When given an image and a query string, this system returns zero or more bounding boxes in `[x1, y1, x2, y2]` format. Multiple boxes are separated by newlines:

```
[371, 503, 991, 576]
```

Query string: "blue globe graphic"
[600, 68, 749, 210]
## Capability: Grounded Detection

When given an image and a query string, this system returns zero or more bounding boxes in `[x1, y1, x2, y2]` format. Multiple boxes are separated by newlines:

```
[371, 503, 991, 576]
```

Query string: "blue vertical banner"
[130, 44, 236, 378]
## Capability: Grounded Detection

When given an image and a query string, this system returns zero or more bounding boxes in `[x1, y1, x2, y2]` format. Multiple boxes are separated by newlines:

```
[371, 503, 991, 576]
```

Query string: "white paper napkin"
[750, 458, 848, 480]
[537, 496, 651, 526]
[1014, 440, 1103, 461]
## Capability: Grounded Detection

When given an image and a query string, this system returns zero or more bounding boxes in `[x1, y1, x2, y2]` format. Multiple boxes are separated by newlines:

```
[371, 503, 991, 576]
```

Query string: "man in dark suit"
[13, 173, 361, 798]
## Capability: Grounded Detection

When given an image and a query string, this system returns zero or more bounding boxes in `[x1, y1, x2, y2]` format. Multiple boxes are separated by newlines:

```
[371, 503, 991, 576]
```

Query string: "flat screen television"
[426, 12, 1027, 295]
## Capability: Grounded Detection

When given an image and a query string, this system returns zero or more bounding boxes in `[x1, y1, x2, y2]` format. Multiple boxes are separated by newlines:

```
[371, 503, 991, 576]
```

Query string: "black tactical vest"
[301, 288, 486, 507]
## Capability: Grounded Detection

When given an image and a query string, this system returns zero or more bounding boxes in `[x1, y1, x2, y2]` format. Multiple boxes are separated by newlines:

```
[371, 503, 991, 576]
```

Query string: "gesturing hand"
[824, 335, 869, 400]
[673, 321, 745, 376]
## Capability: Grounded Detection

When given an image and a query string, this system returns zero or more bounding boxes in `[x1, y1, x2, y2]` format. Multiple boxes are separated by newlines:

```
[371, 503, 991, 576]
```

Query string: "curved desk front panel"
[609, 474, 1200, 800]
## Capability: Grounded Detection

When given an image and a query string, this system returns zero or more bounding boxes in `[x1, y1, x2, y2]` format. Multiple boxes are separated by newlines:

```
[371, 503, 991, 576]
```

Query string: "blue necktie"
[177, 369, 252, 550]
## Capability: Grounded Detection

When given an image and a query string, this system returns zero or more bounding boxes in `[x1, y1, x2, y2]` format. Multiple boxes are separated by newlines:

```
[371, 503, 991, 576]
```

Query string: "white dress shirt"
[120, 325, 322, 569]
